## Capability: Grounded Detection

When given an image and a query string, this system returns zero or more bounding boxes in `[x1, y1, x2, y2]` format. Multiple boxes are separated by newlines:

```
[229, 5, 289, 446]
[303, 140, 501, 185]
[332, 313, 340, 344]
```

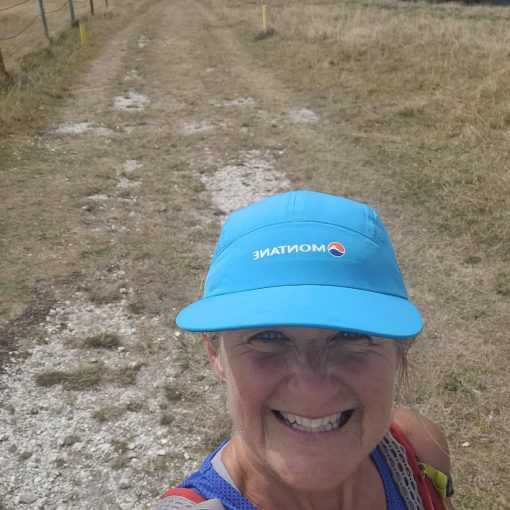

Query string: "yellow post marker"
[262, 4, 268, 33]
[79, 20, 88, 46]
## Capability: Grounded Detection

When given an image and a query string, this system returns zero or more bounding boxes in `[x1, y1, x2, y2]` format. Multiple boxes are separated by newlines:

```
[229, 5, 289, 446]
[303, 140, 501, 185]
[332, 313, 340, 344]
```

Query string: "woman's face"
[207, 327, 399, 490]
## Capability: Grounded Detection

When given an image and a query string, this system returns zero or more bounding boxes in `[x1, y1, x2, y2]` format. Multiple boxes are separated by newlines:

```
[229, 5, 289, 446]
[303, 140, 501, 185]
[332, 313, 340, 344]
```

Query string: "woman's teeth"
[276, 410, 353, 433]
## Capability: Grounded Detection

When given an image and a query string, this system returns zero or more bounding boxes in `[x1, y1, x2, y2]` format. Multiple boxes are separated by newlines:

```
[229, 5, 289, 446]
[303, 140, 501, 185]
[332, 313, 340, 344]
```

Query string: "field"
[0, 0, 508, 508]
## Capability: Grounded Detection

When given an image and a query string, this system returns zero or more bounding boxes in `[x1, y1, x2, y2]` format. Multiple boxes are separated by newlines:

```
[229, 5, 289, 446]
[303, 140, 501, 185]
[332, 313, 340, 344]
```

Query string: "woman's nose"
[287, 362, 339, 403]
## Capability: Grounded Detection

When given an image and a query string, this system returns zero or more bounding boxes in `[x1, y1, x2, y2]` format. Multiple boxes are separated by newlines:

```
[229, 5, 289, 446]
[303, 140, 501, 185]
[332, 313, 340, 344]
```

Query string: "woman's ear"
[203, 333, 225, 381]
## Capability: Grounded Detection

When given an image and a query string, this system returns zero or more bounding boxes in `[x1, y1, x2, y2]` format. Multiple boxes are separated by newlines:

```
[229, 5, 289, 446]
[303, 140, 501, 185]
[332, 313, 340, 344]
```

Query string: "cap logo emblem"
[328, 242, 346, 257]
[252, 242, 346, 260]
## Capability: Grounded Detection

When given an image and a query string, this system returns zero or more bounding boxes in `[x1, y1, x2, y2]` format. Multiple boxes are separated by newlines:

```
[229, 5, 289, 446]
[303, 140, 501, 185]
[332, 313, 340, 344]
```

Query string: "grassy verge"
[0, 0, 150, 137]
[0, 0, 157, 326]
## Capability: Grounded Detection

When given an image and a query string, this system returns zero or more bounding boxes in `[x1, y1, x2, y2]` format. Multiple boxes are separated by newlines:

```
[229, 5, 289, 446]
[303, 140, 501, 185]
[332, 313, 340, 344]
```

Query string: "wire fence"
[45, 1, 69, 15]
[0, 0, 111, 75]
[0, 0, 107, 42]
[0, 13, 39, 40]
[0, 0, 31, 13]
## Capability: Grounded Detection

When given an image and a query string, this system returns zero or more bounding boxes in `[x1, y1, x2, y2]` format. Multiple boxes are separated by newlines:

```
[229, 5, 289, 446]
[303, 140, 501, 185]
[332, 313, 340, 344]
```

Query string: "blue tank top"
[179, 442, 408, 509]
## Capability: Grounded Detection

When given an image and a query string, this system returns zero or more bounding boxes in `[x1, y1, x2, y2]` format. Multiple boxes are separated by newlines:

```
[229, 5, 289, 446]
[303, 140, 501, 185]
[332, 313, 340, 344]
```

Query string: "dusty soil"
[0, 0, 508, 508]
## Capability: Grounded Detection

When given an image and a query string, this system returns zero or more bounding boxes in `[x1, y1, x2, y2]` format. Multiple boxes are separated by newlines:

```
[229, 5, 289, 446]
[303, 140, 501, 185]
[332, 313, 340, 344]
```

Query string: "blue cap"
[176, 190, 423, 339]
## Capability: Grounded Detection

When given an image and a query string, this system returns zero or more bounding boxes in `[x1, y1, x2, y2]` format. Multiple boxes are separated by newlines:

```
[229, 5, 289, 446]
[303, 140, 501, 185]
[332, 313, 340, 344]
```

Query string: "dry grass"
[201, 411, 233, 453]
[0, 0, 160, 327]
[218, 0, 510, 262]
[92, 406, 125, 423]
[91, 400, 143, 423]
[0, 0, 131, 69]
[61, 434, 81, 447]
[35, 364, 102, 389]
[80, 332, 121, 349]
[34, 361, 141, 389]
[110, 438, 130, 469]
[175, 332, 209, 371]
[207, 1, 510, 508]
[159, 412, 176, 426]
[83, 281, 126, 304]
[163, 383, 183, 402]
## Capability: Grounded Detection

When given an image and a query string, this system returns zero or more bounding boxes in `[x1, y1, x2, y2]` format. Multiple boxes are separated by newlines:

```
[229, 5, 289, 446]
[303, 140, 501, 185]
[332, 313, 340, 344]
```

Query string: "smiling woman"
[156, 190, 454, 510]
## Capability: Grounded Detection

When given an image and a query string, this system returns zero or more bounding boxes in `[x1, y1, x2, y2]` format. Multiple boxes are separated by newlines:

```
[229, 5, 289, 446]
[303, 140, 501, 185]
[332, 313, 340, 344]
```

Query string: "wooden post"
[0, 47, 11, 86]
[89, 0, 94, 15]
[67, 0, 76, 25]
[262, 5, 268, 33]
[104, 0, 108, 8]
[79, 20, 88, 45]
[37, 0, 51, 41]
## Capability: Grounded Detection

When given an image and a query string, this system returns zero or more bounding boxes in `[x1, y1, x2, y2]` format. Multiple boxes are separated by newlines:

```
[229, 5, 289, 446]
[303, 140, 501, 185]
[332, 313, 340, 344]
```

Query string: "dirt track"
[0, 0, 508, 508]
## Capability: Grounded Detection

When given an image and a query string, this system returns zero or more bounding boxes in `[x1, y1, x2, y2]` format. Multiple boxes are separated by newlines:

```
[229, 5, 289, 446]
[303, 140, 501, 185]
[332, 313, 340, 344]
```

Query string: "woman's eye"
[250, 330, 285, 342]
[331, 331, 364, 341]
[245, 331, 290, 353]
[329, 332, 374, 349]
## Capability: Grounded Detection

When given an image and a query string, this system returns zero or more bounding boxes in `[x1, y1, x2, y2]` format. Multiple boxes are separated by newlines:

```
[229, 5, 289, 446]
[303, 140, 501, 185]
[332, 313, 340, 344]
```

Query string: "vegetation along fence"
[0, 0, 109, 80]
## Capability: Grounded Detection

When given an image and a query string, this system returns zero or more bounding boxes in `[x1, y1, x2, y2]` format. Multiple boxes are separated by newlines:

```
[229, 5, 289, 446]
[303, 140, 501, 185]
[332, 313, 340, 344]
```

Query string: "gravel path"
[0, 1, 327, 507]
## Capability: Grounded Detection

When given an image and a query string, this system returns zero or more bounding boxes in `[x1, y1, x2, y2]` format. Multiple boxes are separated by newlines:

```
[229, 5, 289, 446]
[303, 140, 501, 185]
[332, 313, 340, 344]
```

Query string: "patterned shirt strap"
[155, 488, 225, 510]
[377, 430, 427, 510]
[388, 422, 447, 510]
[161, 488, 205, 503]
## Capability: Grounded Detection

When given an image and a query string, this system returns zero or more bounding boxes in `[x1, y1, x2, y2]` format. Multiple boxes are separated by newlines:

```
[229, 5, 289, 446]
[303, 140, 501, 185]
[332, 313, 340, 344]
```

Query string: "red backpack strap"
[390, 422, 447, 510]
[161, 488, 205, 503]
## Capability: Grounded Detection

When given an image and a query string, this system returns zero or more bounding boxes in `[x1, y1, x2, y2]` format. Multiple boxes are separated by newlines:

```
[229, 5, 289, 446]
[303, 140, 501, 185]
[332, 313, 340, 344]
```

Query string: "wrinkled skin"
[206, 327, 400, 510]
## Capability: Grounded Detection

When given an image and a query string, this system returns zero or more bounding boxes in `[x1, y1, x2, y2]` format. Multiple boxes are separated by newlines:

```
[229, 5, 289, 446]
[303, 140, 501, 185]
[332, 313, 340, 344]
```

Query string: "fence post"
[67, 0, 76, 25]
[262, 5, 268, 33]
[37, 0, 51, 41]
[104, 0, 108, 8]
[0, 47, 11, 85]
[79, 20, 88, 45]
[89, 0, 94, 15]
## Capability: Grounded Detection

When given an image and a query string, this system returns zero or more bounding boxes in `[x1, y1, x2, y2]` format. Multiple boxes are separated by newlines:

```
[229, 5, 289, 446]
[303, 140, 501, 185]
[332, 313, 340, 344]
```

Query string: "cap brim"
[176, 285, 423, 339]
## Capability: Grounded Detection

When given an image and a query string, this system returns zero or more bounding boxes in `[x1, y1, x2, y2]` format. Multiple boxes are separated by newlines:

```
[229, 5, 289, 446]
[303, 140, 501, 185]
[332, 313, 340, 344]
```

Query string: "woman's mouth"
[273, 409, 354, 433]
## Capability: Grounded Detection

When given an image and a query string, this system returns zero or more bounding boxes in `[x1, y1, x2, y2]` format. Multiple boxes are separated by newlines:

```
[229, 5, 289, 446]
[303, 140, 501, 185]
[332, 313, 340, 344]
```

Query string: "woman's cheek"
[341, 354, 396, 401]
[228, 351, 288, 386]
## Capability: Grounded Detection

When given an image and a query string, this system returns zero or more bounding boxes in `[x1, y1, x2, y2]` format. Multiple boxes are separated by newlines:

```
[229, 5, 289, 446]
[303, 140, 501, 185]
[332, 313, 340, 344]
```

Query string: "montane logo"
[327, 242, 346, 257]
[252, 242, 346, 260]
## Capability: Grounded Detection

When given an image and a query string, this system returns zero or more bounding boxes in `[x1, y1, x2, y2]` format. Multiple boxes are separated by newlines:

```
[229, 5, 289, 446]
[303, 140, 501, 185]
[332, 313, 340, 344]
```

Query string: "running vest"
[157, 423, 451, 510]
